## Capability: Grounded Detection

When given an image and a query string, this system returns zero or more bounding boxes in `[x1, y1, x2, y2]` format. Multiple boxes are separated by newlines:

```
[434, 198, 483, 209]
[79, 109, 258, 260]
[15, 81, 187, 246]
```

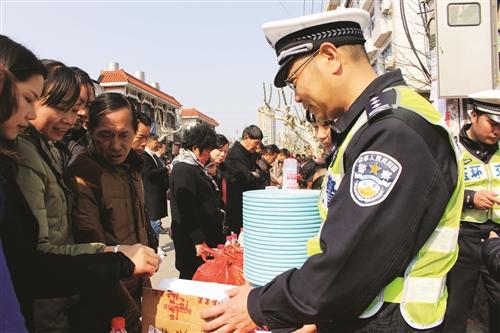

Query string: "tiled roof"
[181, 108, 219, 127]
[99, 70, 182, 107]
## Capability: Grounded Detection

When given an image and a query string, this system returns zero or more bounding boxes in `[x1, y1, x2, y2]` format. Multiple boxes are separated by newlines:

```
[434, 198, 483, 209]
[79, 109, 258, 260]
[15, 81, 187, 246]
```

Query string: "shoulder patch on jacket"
[365, 89, 397, 120]
[350, 151, 402, 206]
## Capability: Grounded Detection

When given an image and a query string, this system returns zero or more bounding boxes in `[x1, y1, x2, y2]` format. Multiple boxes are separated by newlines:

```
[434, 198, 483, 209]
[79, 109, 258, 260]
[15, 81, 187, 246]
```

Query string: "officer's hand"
[489, 231, 499, 239]
[201, 285, 257, 333]
[473, 190, 499, 210]
[292, 325, 317, 333]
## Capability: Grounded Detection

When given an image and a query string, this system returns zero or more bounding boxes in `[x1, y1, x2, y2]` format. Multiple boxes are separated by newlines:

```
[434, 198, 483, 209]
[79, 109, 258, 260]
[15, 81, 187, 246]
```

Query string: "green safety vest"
[307, 85, 464, 329]
[460, 146, 500, 223]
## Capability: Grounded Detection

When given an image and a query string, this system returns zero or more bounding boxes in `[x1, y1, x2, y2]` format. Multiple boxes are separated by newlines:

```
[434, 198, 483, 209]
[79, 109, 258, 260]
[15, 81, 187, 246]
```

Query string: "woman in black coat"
[0, 34, 159, 333]
[169, 124, 225, 279]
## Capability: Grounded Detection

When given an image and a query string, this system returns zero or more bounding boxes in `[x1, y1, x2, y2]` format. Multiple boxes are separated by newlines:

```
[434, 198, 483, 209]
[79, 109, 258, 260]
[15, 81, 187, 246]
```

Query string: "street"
[151, 207, 179, 288]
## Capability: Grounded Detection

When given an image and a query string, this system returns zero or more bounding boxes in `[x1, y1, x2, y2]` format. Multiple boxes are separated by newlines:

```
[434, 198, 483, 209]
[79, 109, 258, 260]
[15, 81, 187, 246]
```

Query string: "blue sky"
[0, 0, 327, 139]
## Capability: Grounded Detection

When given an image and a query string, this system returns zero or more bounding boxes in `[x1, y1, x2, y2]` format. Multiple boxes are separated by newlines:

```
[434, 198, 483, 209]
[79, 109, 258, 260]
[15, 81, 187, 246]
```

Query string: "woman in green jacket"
[13, 60, 141, 332]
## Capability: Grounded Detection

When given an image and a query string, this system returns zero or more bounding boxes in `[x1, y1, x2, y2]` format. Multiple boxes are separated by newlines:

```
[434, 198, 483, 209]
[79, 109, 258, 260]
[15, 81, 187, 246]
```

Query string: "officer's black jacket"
[247, 70, 458, 332]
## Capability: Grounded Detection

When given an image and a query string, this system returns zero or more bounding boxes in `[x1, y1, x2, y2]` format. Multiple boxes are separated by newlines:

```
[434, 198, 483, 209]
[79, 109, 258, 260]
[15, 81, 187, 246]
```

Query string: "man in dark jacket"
[142, 133, 169, 240]
[68, 93, 152, 333]
[225, 125, 264, 233]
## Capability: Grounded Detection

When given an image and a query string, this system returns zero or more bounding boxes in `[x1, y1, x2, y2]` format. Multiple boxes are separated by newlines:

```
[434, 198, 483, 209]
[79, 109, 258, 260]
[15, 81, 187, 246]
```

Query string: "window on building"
[368, 8, 376, 38]
[381, 45, 393, 62]
[167, 113, 176, 129]
[142, 104, 152, 118]
[157, 110, 164, 127]
[380, 45, 394, 71]
[448, 3, 481, 26]
[129, 99, 140, 113]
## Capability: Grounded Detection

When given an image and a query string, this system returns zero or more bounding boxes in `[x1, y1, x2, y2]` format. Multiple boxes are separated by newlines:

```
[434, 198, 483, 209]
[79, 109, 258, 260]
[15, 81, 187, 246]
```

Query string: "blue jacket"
[0, 239, 28, 333]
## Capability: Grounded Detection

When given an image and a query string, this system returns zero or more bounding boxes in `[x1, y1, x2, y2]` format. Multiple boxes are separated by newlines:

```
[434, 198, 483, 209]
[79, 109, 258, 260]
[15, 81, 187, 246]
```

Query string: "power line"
[279, 0, 292, 17]
[399, 0, 431, 81]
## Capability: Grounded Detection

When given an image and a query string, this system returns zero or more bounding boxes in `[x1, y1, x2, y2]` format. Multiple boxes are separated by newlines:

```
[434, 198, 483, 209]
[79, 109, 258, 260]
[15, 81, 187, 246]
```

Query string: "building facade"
[258, 109, 276, 145]
[180, 108, 219, 130]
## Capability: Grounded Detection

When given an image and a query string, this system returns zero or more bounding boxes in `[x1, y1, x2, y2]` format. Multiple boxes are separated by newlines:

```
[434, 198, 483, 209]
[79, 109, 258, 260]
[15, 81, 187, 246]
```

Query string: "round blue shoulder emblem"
[350, 151, 402, 207]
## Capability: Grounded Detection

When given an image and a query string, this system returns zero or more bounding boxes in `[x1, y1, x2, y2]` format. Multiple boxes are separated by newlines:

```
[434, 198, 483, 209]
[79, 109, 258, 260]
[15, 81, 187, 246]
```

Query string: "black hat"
[262, 8, 370, 87]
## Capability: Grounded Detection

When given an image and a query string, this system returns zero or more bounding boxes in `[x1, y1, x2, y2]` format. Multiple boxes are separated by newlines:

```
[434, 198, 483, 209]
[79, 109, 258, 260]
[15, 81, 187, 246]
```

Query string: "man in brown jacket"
[67, 93, 152, 333]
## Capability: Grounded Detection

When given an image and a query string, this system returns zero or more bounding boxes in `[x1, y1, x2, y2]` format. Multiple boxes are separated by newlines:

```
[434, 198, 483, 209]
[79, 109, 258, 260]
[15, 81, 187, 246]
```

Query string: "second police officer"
[443, 90, 500, 333]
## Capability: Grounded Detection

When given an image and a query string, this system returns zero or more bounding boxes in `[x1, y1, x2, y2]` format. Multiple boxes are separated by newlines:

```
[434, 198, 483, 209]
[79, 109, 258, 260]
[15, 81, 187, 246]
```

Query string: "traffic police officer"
[443, 90, 500, 333]
[201, 8, 462, 333]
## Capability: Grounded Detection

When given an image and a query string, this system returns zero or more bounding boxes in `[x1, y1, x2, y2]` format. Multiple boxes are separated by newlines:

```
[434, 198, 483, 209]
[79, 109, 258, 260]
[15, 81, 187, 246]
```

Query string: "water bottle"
[110, 316, 127, 333]
[282, 158, 299, 190]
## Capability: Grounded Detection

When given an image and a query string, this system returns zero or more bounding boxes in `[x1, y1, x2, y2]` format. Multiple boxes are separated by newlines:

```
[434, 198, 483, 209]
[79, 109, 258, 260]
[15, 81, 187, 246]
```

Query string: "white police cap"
[262, 8, 370, 88]
[469, 90, 500, 123]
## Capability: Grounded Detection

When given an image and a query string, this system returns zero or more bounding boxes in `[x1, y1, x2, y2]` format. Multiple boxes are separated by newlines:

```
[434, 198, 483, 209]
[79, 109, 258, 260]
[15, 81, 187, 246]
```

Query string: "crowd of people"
[0, 33, 326, 333]
[0, 35, 159, 333]
[2, 5, 500, 333]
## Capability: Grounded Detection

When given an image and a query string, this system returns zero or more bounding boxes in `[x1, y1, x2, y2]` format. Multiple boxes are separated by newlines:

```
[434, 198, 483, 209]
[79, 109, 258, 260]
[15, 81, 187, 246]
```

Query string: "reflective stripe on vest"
[307, 86, 463, 329]
[460, 146, 500, 223]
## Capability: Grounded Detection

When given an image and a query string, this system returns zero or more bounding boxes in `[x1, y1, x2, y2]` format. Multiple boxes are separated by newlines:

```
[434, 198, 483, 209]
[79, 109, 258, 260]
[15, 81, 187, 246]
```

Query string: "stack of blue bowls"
[242, 189, 321, 286]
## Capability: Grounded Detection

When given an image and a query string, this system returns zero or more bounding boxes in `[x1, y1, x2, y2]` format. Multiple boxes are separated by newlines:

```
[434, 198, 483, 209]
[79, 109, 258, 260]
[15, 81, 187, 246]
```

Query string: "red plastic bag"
[193, 245, 245, 286]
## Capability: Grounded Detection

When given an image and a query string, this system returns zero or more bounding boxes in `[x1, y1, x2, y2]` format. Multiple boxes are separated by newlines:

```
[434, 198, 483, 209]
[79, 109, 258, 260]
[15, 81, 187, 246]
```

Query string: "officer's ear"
[470, 110, 478, 124]
[319, 43, 342, 75]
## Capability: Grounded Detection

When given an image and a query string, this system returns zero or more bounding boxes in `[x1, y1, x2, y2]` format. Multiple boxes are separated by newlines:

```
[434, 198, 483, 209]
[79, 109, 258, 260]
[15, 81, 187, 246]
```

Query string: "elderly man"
[67, 93, 155, 333]
[202, 8, 462, 333]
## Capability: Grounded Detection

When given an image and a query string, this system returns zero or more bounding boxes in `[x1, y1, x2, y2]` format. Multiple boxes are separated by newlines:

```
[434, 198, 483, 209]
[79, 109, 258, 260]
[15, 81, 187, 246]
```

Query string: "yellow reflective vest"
[308, 85, 464, 329]
[460, 146, 500, 223]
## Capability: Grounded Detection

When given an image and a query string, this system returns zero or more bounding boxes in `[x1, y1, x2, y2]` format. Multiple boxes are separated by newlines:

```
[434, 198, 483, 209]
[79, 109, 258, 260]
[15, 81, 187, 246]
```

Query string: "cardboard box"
[142, 278, 235, 333]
